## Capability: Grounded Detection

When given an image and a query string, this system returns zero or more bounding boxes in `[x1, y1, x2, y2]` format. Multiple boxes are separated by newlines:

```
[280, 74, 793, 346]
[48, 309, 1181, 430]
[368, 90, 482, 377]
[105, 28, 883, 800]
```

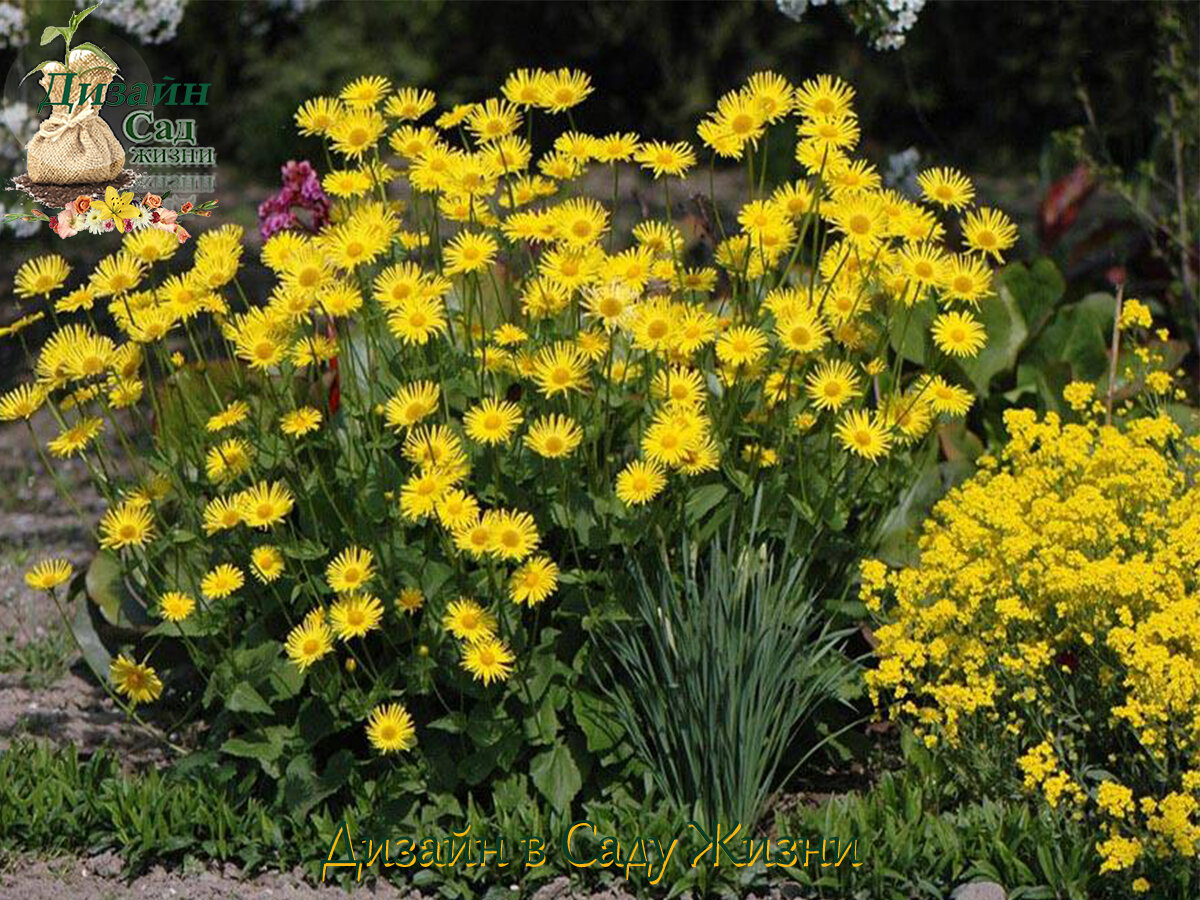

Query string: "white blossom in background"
[267, 0, 325, 12]
[78, 0, 187, 45]
[884, 146, 922, 196]
[777, 0, 925, 51]
[0, 101, 37, 159]
[70, 0, 322, 44]
[1, 101, 41, 234]
[777, 0, 820, 18]
[876, 0, 924, 50]
[0, 2, 26, 49]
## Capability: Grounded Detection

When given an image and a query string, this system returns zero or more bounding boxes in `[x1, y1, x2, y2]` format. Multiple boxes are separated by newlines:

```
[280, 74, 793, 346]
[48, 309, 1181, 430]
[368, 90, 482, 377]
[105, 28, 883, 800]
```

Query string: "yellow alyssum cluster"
[863, 398, 1200, 887]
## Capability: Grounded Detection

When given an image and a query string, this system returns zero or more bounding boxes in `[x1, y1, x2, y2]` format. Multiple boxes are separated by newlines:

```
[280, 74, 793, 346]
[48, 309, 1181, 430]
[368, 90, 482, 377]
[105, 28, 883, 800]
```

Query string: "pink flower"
[258, 158, 329, 239]
[102, 219, 115, 232]
[49, 206, 76, 238]
[180, 202, 194, 214]
[51, 208, 78, 237]
[173, 224, 191, 244]
[157, 208, 178, 225]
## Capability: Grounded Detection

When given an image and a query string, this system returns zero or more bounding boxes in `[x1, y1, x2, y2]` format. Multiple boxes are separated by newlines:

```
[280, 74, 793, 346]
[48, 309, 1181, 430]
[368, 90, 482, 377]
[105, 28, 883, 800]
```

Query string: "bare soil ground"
[0, 855, 419, 900]
[0, 413, 139, 755]
[0, 863, 672, 900]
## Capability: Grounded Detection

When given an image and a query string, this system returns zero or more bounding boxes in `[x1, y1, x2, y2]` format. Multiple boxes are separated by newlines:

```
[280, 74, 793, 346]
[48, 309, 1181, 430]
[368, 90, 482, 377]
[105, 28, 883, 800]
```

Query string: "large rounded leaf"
[956, 282, 1029, 394]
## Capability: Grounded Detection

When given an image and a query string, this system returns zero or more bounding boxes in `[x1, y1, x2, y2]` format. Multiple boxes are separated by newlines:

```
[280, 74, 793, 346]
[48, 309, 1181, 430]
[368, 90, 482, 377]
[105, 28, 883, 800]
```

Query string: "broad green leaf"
[524, 693, 559, 744]
[571, 690, 620, 753]
[428, 712, 468, 734]
[720, 460, 752, 496]
[280, 755, 318, 815]
[221, 727, 286, 763]
[227, 682, 274, 715]
[1009, 360, 1071, 413]
[1166, 402, 1200, 437]
[1025, 292, 1115, 383]
[887, 299, 935, 366]
[233, 641, 285, 676]
[86, 550, 153, 630]
[465, 702, 505, 747]
[999, 258, 1065, 332]
[936, 420, 983, 464]
[459, 748, 499, 785]
[420, 560, 454, 600]
[147, 613, 217, 638]
[221, 725, 292, 778]
[69, 575, 112, 678]
[685, 483, 728, 526]
[956, 281, 1028, 393]
[282, 749, 353, 817]
[280, 537, 328, 561]
[297, 698, 335, 744]
[1063, 293, 1117, 381]
[529, 744, 581, 813]
[491, 774, 532, 814]
[40, 26, 68, 47]
[268, 654, 305, 701]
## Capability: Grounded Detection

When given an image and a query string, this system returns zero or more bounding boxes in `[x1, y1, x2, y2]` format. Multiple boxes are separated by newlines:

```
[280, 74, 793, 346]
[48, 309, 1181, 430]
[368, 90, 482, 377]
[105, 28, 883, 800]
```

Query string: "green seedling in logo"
[21, 5, 116, 83]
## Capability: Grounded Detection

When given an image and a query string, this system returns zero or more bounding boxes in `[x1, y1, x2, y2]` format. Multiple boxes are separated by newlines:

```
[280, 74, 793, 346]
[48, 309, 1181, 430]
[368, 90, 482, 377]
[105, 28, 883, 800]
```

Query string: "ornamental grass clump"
[599, 506, 859, 833]
[4, 68, 1012, 809]
[863, 337, 1198, 896]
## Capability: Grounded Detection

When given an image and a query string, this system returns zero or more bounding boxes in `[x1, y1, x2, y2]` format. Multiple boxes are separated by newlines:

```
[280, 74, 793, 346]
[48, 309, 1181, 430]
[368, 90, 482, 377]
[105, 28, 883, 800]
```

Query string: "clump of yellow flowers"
[5, 68, 1009, 774]
[863, 319, 1198, 892]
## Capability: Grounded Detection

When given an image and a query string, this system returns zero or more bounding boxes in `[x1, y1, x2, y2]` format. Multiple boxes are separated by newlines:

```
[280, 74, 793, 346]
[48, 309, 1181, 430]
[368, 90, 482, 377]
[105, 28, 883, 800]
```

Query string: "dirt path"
[0, 861, 667, 900]
[0, 855, 417, 900]
[0, 414, 130, 750]
[0, 413, 100, 640]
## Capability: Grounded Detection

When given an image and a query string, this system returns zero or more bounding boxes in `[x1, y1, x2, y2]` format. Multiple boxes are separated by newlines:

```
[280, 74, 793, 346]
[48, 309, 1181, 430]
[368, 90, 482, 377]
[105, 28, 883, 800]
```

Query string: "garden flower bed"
[1, 34, 1196, 900]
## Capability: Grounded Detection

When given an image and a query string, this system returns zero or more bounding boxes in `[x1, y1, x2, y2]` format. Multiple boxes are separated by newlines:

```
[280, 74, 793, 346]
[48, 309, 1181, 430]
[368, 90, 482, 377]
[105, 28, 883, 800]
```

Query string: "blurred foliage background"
[0, 1, 1185, 179]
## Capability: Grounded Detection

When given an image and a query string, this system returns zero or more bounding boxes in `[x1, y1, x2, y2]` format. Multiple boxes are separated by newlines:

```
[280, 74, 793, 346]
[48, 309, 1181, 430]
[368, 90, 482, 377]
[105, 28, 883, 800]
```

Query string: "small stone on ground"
[951, 881, 1007, 900]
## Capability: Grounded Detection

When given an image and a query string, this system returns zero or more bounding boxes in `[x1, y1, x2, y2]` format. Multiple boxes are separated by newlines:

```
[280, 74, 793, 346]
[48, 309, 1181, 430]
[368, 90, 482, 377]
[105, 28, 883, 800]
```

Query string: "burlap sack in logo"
[26, 50, 125, 186]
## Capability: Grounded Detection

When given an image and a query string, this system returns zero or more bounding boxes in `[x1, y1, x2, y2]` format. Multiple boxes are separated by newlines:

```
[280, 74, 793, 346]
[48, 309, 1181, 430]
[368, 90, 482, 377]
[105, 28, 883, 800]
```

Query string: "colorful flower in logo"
[90, 186, 138, 233]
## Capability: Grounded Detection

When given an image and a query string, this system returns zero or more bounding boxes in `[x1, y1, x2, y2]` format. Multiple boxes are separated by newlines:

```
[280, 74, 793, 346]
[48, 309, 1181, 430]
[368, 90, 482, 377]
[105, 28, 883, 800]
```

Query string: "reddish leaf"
[325, 320, 340, 416]
[1038, 164, 1096, 248]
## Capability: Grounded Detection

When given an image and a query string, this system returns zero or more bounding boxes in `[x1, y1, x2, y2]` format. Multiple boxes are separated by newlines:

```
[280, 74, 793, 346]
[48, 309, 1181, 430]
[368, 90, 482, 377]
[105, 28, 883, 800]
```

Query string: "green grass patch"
[0, 628, 73, 688]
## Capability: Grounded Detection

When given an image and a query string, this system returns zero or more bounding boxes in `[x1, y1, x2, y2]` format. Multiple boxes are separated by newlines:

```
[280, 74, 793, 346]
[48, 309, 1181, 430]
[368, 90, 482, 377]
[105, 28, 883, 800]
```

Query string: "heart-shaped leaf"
[530, 744, 582, 813]
[227, 682, 274, 715]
